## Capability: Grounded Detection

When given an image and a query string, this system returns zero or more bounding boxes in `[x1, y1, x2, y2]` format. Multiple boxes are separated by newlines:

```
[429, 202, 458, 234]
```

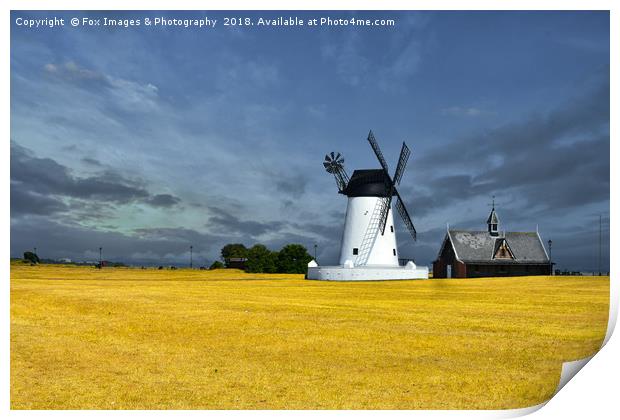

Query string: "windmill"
[307, 130, 428, 281]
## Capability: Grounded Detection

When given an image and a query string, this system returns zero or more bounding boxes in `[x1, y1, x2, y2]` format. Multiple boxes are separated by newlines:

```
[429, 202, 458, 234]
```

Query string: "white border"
[3, 1, 617, 419]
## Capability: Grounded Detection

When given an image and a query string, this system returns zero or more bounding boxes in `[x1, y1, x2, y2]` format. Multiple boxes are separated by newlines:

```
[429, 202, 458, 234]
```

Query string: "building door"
[447, 264, 452, 278]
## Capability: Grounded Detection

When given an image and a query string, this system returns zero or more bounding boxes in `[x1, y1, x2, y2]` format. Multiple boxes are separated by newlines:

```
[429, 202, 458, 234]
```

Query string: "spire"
[487, 196, 499, 236]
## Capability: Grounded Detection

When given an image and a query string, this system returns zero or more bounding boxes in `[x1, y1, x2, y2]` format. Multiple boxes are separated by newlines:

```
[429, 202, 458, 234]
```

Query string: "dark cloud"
[207, 206, 285, 237]
[274, 174, 308, 198]
[144, 194, 181, 207]
[411, 79, 609, 217]
[81, 157, 103, 167]
[10, 188, 68, 216]
[10, 142, 335, 264]
[545, 225, 609, 273]
[290, 222, 344, 265]
[11, 143, 149, 203]
[66, 200, 117, 222]
[290, 221, 341, 242]
[402, 175, 486, 218]
[61, 144, 79, 152]
[132, 227, 220, 250]
[394, 77, 609, 271]
[11, 143, 181, 217]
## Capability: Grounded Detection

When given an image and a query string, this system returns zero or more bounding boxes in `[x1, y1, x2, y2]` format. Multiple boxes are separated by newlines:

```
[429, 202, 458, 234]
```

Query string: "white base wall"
[339, 196, 400, 266]
[307, 265, 429, 281]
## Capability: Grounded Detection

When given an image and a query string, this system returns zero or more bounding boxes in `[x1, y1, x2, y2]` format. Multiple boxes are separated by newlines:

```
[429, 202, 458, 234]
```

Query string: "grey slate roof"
[446, 230, 549, 264]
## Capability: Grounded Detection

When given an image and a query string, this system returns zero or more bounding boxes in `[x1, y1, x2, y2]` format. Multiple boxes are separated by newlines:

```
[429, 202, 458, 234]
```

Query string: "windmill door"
[447, 264, 452, 278]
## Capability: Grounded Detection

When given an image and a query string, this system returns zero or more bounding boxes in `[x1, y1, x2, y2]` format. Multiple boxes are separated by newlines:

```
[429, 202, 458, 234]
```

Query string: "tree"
[245, 244, 278, 273]
[23, 251, 39, 264]
[209, 260, 225, 270]
[277, 244, 313, 274]
[221, 243, 248, 267]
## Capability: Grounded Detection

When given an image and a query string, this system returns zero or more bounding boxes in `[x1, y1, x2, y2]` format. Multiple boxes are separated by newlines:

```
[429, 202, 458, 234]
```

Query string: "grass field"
[10, 263, 609, 410]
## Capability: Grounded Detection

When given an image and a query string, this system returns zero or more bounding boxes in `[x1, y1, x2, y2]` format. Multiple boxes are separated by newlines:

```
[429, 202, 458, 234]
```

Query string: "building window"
[390, 225, 394, 233]
[492, 224, 497, 231]
[353, 248, 359, 255]
[393, 249, 396, 256]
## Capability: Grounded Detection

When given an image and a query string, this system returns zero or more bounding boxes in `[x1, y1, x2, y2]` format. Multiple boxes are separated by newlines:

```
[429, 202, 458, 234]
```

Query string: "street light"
[190, 245, 193, 269]
[99, 247, 103, 269]
[547, 240, 552, 275]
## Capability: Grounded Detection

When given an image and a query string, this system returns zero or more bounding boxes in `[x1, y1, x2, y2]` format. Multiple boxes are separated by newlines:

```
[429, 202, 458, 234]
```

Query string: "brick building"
[433, 206, 552, 278]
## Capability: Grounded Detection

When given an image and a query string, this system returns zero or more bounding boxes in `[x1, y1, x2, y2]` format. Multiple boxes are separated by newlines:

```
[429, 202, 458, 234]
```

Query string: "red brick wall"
[433, 236, 465, 278]
[432, 260, 445, 278]
[454, 261, 467, 278]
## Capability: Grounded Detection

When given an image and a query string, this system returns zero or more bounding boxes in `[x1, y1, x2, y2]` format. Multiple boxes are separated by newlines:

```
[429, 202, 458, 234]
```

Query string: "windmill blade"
[367, 130, 390, 176]
[393, 142, 411, 185]
[395, 189, 417, 241]
[323, 157, 332, 170]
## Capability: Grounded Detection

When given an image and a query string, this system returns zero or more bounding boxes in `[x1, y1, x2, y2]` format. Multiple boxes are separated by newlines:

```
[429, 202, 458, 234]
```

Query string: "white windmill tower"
[307, 131, 429, 281]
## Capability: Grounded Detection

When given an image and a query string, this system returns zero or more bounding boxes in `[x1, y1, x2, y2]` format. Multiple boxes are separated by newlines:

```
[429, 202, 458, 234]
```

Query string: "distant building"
[225, 257, 248, 270]
[433, 205, 552, 278]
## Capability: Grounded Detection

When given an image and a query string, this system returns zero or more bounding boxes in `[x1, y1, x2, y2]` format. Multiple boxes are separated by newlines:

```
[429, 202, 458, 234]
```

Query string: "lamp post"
[99, 247, 103, 269]
[547, 240, 552, 275]
[190, 245, 193, 269]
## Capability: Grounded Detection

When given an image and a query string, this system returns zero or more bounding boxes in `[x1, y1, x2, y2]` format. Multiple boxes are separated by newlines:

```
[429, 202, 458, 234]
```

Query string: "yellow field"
[10, 264, 609, 410]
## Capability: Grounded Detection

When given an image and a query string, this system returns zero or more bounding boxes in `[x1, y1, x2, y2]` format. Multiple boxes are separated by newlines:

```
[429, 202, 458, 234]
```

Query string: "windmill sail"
[395, 190, 417, 241]
[393, 142, 410, 186]
[365, 131, 417, 241]
[367, 130, 390, 175]
[377, 194, 392, 236]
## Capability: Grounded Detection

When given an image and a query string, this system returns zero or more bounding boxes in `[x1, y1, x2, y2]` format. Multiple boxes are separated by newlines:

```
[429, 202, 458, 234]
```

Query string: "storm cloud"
[205, 206, 283, 237]
[11, 142, 183, 217]
[412, 77, 609, 217]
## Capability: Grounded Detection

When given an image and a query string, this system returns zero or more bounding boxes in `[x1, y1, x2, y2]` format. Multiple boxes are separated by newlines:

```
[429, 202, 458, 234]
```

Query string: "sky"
[10, 10, 610, 271]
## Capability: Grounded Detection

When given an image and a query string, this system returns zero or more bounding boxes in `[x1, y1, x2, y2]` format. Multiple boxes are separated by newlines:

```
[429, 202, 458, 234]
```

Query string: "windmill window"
[390, 225, 394, 233]
[353, 248, 359, 255]
[393, 249, 396, 256]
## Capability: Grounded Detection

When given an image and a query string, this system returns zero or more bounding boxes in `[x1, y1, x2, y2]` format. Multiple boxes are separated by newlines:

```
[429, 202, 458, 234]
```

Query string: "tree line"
[213, 243, 313, 274]
[21, 243, 314, 274]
